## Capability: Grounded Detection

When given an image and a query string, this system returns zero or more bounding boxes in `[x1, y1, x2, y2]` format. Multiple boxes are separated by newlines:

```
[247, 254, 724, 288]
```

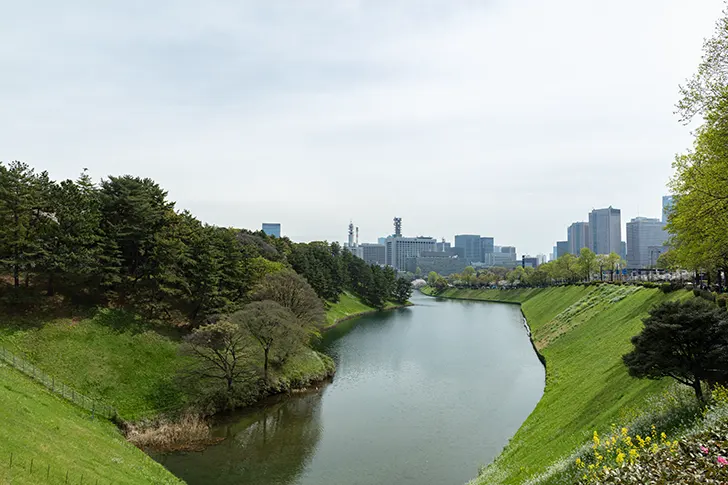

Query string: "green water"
[154, 292, 544, 485]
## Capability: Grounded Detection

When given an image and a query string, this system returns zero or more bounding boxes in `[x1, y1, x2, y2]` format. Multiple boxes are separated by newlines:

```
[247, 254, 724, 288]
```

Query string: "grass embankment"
[0, 363, 182, 485]
[0, 307, 334, 421]
[324, 291, 405, 329]
[428, 285, 690, 485]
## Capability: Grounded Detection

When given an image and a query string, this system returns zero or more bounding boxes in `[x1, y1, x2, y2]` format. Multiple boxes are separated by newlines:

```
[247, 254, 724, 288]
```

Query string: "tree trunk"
[47, 273, 55, 297]
[13, 264, 19, 289]
[226, 376, 234, 393]
[693, 379, 704, 402]
[264, 347, 270, 382]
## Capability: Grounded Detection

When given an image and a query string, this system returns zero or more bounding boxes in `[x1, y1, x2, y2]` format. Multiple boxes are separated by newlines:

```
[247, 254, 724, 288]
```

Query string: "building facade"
[360, 243, 386, 266]
[480, 237, 494, 261]
[556, 241, 569, 259]
[262, 223, 281, 238]
[454, 234, 482, 263]
[626, 217, 668, 268]
[567, 222, 590, 255]
[662, 195, 674, 224]
[385, 236, 437, 270]
[588, 207, 621, 255]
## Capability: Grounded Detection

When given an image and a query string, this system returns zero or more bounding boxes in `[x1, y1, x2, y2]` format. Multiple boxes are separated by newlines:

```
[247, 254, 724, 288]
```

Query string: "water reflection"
[154, 390, 324, 485]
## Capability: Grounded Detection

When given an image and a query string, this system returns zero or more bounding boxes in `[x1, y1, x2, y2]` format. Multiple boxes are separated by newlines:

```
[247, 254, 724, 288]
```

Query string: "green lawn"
[429, 285, 690, 485]
[0, 305, 337, 421]
[0, 363, 182, 485]
[0, 308, 190, 420]
[324, 291, 403, 328]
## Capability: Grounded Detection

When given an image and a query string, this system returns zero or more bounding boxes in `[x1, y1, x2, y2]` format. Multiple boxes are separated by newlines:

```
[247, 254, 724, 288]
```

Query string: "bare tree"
[251, 270, 325, 334]
[183, 321, 256, 394]
[231, 300, 302, 382]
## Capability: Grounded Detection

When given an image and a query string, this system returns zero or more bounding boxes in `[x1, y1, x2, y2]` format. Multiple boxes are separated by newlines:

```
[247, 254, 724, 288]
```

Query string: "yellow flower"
[616, 451, 625, 466]
[629, 448, 639, 462]
[621, 427, 628, 436]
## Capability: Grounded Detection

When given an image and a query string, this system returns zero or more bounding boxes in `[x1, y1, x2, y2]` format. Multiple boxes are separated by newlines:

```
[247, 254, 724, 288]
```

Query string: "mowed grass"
[0, 301, 348, 421]
[432, 285, 690, 485]
[324, 291, 402, 328]
[0, 363, 182, 485]
[0, 308, 190, 420]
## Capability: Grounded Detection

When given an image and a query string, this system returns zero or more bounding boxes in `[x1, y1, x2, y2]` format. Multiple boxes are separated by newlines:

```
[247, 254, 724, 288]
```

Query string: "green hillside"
[0, 363, 182, 484]
[429, 285, 690, 485]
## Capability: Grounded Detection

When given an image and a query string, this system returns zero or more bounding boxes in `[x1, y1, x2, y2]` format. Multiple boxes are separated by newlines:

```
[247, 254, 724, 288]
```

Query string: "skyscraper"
[480, 237, 494, 261]
[454, 234, 482, 263]
[262, 223, 281, 238]
[567, 222, 590, 255]
[556, 241, 569, 259]
[626, 217, 668, 268]
[662, 195, 674, 224]
[588, 207, 621, 255]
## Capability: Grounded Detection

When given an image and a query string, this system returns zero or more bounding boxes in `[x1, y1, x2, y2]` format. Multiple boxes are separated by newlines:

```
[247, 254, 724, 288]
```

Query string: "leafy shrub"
[717, 295, 727, 309]
[701, 290, 717, 302]
[694, 288, 702, 297]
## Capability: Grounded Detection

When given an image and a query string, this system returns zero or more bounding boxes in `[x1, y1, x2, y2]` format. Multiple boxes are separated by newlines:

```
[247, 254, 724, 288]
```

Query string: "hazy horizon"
[2, 1, 724, 255]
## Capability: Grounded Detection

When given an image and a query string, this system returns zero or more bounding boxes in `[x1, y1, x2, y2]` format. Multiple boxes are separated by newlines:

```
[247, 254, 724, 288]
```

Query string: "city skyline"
[2, 1, 723, 258]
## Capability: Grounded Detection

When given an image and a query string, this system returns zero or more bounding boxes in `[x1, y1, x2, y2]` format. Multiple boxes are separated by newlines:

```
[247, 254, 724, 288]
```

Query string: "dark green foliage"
[0, 160, 395, 327]
[393, 278, 413, 304]
[623, 299, 728, 400]
[694, 288, 702, 297]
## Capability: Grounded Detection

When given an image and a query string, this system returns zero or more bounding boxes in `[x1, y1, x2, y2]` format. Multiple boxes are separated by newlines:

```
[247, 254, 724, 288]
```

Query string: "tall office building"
[588, 207, 621, 255]
[480, 237, 494, 261]
[556, 241, 569, 259]
[662, 195, 675, 224]
[626, 217, 668, 268]
[262, 223, 281, 238]
[385, 236, 437, 270]
[567, 222, 590, 255]
[436, 240, 452, 252]
[454, 234, 482, 263]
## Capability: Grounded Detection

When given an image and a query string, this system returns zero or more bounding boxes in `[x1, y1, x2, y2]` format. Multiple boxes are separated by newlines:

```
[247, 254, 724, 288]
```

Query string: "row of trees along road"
[622, 10, 728, 403]
[0, 161, 411, 324]
[427, 248, 625, 291]
[665, 7, 728, 290]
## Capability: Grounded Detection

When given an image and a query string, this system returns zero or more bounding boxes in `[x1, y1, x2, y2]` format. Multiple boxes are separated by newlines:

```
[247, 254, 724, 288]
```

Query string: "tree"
[231, 300, 299, 382]
[606, 252, 625, 281]
[393, 278, 412, 304]
[0, 161, 54, 289]
[251, 270, 325, 336]
[427, 271, 439, 286]
[183, 320, 256, 394]
[578, 248, 597, 282]
[623, 298, 728, 401]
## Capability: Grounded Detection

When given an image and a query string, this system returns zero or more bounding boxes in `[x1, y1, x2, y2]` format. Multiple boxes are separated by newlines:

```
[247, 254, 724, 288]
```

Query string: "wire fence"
[0, 346, 118, 420]
[1, 452, 117, 485]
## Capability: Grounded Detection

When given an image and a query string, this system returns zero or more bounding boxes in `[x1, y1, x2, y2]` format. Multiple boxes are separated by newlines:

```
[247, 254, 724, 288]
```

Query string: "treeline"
[0, 161, 409, 322]
[667, 9, 728, 291]
[428, 248, 626, 291]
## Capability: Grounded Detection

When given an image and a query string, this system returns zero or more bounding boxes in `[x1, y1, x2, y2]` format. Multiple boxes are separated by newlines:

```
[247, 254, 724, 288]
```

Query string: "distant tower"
[393, 217, 402, 237]
[355, 227, 359, 246]
[348, 221, 354, 247]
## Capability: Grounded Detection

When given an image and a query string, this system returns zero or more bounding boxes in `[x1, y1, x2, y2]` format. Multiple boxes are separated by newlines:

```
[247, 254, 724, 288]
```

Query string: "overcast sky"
[1, 1, 724, 256]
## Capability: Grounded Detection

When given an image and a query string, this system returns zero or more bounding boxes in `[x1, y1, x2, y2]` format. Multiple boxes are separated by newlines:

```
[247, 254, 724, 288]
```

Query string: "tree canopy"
[623, 299, 728, 401]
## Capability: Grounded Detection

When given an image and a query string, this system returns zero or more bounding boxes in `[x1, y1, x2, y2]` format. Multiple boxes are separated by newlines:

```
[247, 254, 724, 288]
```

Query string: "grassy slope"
[0, 308, 190, 420]
[0, 306, 338, 421]
[432, 285, 689, 485]
[324, 291, 401, 328]
[0, 363, 182, 485]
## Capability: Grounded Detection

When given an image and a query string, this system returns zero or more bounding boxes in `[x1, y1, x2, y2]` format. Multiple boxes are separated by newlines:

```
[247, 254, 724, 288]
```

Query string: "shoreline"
[323, 301, 414, 331]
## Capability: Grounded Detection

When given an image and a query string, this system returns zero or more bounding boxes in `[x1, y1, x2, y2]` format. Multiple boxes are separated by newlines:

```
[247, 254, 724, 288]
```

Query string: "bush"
[660, 282, 674, 293]
[642, 282, 659, 289]
[701, 290, 717, 302]
[717, 295, 727, 309]
[694, 288, 702, 297]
